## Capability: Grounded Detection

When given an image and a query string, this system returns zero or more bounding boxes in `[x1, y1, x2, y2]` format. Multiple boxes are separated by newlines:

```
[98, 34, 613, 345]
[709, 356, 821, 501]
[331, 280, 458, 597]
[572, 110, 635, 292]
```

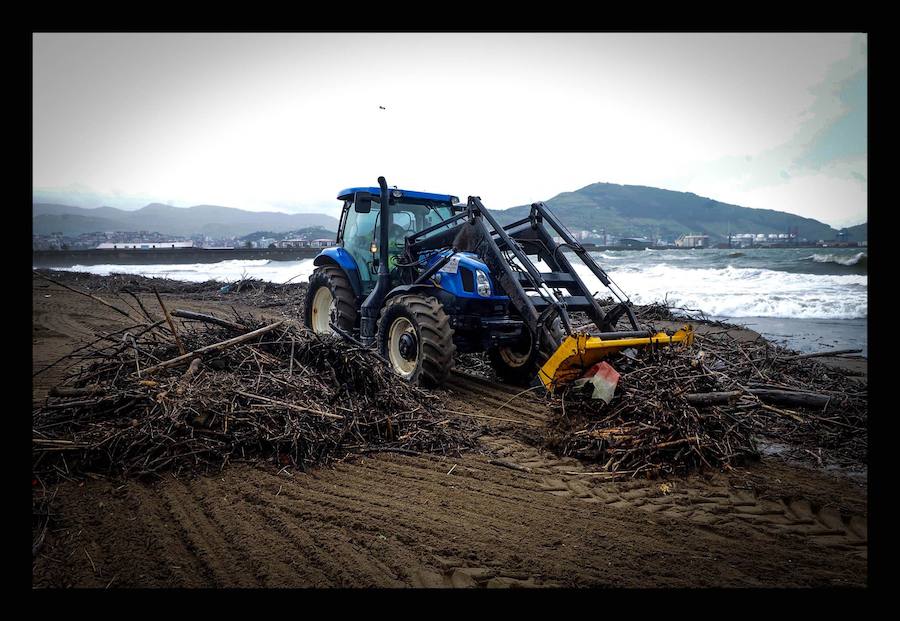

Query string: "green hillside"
[493, 182, 840, 243]
[34, 184, 861, 245]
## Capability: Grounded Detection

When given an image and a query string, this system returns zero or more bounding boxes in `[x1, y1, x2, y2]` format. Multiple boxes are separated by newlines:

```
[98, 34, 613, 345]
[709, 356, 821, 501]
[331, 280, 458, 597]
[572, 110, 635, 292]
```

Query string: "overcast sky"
[32, 32, 867, 227]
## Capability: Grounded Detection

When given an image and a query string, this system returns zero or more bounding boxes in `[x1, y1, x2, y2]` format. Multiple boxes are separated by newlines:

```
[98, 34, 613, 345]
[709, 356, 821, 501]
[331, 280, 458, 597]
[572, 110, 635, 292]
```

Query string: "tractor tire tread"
[304, 265, 358, 333]
[378, 294, 455, 387]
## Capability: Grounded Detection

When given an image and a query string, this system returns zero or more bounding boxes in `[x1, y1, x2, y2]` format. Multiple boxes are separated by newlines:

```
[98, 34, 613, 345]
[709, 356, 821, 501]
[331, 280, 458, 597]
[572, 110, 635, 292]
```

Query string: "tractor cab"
[335, 187, 460, 293]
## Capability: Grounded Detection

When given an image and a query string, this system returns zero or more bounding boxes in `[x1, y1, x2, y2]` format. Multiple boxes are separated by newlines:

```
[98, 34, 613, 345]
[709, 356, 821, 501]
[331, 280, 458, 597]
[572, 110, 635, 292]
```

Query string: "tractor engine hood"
[421, 250, 508, 300]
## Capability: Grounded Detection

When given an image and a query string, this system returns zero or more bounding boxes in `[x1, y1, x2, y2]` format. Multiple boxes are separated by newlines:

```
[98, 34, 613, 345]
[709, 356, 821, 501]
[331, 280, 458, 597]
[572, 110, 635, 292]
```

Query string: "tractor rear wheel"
[377, 294, 455, 387]
[304, 266, 357, 335]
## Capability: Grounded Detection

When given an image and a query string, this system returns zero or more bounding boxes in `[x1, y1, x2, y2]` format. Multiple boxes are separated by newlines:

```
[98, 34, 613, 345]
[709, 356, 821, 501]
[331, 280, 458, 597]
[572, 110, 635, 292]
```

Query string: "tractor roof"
[337, 187, 459, 204]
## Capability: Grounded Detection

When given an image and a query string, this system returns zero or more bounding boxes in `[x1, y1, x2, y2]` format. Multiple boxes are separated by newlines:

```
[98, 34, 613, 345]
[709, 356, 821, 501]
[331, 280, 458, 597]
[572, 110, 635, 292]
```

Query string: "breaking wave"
[573, 263, 867, 320]
[807, 252, 867, 267]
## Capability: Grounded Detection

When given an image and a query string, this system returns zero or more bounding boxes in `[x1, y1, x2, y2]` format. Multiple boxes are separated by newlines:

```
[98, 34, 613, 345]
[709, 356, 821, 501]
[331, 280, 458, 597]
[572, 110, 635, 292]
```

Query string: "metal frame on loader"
[405, 194, 693, 390]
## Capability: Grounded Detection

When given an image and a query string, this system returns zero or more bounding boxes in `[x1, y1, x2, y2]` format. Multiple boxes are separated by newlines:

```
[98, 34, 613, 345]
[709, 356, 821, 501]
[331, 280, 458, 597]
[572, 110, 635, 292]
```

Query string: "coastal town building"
[675, 234, 709, 248]
[96, 241, 194, 249]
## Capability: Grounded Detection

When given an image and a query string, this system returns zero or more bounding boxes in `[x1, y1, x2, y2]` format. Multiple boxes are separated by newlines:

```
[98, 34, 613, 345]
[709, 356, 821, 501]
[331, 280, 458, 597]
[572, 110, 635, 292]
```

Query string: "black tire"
[303, 266, 357, 334]
[488, 332, 540, 386]
[377, 294, 455, 387]
[488, 317, 563, 386]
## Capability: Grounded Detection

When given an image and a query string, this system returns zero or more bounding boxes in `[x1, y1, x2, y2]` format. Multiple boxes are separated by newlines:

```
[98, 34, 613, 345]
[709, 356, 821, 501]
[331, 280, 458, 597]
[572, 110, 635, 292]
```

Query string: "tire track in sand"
[441, 373, 867, 560]
[156, 477, 261, 587]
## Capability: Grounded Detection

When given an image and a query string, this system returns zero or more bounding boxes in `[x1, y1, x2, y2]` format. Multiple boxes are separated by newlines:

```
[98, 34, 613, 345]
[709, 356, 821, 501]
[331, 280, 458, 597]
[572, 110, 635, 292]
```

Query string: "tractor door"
[340, 198, 381, 293]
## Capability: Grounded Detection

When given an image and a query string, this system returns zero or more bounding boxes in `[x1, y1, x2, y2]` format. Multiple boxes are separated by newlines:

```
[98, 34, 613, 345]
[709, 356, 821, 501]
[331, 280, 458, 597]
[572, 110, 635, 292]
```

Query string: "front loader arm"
[462, 198, 570, 357]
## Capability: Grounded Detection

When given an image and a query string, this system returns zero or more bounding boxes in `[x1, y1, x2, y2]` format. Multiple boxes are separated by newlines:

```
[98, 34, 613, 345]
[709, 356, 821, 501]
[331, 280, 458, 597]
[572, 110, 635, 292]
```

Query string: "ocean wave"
[45, 255, 867, 321]
[806, 252, 867, 267]
[572, 263, 867, 320]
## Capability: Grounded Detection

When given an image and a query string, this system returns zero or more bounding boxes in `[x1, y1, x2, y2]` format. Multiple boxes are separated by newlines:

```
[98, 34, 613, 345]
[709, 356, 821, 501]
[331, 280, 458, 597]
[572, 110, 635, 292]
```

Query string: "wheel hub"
[398, 332, 418, 361]
[500, 330, 533, 367]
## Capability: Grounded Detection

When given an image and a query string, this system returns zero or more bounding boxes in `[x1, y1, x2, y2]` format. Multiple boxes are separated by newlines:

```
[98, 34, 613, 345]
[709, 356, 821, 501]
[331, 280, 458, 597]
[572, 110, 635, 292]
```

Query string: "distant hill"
[34, 185, 863, 245]
[32, 203, 339, 237]
[840, 222, 867, 242]
[492, 182, 843, 243]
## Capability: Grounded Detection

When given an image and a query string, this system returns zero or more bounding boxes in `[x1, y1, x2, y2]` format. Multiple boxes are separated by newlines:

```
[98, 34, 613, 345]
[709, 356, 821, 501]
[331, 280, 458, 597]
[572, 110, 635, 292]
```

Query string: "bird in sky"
[379, 105, 386, 110]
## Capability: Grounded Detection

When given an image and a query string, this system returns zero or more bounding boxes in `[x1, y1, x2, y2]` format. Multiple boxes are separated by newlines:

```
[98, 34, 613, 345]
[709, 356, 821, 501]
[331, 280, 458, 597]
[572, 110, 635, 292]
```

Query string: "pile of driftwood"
[545, 344, 757, 476]
[33, 308, 472, 480]
[689, 329, 867, 465]
[546, 327, 867, 476]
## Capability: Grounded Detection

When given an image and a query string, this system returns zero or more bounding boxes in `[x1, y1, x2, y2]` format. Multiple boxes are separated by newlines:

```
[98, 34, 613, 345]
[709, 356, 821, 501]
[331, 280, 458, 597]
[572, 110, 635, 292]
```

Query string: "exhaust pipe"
[359, 176, 392, 344]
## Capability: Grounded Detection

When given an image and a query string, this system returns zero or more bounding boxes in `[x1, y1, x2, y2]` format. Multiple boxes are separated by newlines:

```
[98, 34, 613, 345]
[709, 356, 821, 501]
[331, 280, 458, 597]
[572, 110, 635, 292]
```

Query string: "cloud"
[678, 34, 867, 227]
[727, 175, 866, 229]
[32, 33, 867, 227]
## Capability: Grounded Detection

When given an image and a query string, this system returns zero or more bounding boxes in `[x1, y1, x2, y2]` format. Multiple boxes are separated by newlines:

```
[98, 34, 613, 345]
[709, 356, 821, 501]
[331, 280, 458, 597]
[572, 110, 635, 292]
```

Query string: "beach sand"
[32, 273, 868, 588]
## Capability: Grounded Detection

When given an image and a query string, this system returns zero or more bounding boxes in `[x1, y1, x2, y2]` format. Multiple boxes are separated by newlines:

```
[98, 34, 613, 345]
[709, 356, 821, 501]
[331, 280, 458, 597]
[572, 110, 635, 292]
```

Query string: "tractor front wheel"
[488, 330, 540, 386]
[377, 294, 455, 387]
[488, 317, 563, 386]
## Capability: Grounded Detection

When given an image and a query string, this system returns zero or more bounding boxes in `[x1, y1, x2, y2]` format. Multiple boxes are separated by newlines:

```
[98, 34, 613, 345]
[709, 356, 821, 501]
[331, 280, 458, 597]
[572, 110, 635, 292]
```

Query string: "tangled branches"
[546, 328, 867, 476]
[33, 313, 473, 480]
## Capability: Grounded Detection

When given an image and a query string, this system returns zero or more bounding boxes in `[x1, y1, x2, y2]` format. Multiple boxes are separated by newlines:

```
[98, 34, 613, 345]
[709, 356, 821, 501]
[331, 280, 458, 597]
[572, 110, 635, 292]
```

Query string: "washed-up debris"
[32, 480, 56, 558]
[32, 269, 310, 310]
[34, 271, 866, 479]
[32, 311, 474, 480]
[572, 361, 620, 403]
[546, 346, 757, 477]
[545, 324, 867, 476]
[453, 352, 500, 382]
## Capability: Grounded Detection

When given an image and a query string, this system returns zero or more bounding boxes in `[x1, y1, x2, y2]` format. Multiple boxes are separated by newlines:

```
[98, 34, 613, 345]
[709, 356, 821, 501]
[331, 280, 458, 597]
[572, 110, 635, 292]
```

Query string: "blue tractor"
[304, 176, 692, 389]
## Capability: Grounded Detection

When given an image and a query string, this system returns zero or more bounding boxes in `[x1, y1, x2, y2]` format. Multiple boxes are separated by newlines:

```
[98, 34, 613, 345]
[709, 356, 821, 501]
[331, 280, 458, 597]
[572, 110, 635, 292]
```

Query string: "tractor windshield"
[341, 199, 454, 291]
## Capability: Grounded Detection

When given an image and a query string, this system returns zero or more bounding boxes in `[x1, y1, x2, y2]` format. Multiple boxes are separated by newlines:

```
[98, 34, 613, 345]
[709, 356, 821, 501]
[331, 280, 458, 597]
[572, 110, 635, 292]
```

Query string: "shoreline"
[33, 265, 869, 360]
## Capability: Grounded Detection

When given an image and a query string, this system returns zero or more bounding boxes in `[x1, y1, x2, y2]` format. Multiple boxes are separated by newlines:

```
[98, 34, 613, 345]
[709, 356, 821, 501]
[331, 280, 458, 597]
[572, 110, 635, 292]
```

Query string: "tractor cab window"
[374, 207, 416, 274]
[419, 204, 455, 241]
[379, 209, 415, 252]
[341, 199, 455, 291]
[378, 202, 454, 261]
[423, 205, 453, 229]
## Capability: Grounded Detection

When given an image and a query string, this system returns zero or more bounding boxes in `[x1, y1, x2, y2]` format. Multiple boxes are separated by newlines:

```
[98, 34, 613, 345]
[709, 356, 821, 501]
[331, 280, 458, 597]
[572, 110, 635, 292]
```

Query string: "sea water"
[44, 247, 868, 357]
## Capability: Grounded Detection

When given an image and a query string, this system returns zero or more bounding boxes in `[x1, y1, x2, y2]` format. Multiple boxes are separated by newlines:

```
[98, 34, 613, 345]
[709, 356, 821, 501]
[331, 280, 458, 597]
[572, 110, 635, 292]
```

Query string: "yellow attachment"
[537, 325, 694, 392]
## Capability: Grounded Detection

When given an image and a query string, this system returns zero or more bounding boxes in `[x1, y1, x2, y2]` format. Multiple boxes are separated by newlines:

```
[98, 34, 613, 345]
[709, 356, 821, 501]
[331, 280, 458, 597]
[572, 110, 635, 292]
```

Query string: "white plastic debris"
[572, 361, 621, 403]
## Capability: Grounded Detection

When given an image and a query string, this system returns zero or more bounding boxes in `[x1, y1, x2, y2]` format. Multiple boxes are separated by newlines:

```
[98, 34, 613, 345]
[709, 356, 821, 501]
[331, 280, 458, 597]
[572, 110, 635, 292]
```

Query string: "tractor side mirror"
[354, 191, 374, 213]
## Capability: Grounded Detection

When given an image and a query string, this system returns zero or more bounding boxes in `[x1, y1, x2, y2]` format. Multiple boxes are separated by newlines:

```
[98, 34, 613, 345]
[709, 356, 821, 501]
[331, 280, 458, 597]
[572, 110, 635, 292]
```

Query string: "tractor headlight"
[476, 270, 491, 297]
